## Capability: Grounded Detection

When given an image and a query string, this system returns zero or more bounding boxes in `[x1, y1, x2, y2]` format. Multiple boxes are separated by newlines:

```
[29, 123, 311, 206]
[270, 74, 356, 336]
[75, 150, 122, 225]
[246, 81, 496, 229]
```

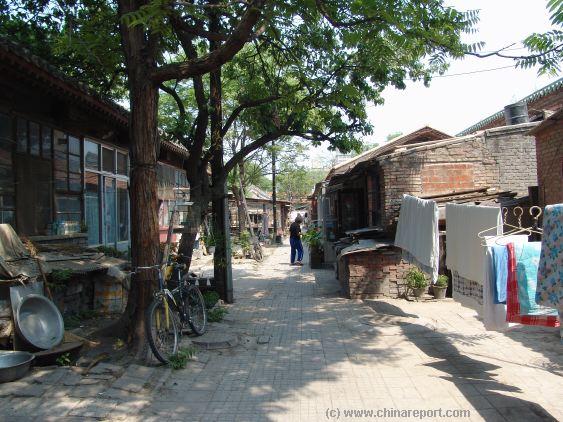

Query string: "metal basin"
[0, 351, 34, 383]
[16, 294, 64, 350]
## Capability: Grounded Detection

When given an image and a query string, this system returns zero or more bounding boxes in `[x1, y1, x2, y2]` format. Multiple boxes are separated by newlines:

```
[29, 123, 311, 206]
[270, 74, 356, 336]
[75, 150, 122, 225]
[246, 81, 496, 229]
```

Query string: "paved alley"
[1, 244, 562, 421]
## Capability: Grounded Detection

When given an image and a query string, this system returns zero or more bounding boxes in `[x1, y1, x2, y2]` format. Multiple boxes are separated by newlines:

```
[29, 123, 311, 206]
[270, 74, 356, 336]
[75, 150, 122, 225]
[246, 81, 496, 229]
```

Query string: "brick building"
[529, 109, 563, 207]
[321, 122, 539, 299]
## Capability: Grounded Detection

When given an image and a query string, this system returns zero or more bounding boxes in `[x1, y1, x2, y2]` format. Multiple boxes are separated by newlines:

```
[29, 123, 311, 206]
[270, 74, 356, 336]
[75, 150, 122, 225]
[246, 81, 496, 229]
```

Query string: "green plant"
[168, 347, 195, 370]
[435, 274, 449, 288]
[56, 352, 72, 366]
[208, 307, 228, 323]
[51, 268, 72, 284]
[236, 230, 252, 255]
[301, 229, 323, 249]
[202, 291, 220, 309]
[406, 268, 428, 289]
[80, 221, 88, 233]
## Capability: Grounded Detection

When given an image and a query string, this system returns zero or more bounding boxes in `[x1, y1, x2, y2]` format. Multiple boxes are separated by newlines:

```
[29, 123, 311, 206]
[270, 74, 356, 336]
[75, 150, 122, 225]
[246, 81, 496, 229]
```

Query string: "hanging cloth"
[394, 194, 439, 283]
[535, 204, 563, 310]
[506, 243, 559, 327]
[446, 203, 502, 284]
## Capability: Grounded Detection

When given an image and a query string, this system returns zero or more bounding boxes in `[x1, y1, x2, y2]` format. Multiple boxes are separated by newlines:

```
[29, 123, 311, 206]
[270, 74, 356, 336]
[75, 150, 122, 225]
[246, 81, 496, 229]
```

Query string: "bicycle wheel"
[183, 284, 207, 336]
[146, 295, 179, 363]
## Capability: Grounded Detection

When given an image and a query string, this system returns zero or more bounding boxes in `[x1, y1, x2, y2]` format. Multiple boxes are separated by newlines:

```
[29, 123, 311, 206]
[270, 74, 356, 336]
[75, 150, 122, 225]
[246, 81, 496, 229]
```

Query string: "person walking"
[289, 214, 304, 265]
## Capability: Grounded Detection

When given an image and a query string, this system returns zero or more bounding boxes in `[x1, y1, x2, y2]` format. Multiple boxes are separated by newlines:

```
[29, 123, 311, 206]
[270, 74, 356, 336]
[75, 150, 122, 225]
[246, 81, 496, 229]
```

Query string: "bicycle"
[136, 262, 207, 364]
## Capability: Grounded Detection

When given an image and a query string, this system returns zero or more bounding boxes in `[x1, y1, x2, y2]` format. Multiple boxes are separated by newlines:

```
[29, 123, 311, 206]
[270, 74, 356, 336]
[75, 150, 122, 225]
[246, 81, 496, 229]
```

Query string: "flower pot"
[433, 286, 447, 299]
[412, 287, 427, 298]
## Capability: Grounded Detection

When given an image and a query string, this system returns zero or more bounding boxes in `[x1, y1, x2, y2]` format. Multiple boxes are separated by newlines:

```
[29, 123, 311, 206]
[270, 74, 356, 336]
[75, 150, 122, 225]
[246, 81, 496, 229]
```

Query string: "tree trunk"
[117, 0, 160, 358]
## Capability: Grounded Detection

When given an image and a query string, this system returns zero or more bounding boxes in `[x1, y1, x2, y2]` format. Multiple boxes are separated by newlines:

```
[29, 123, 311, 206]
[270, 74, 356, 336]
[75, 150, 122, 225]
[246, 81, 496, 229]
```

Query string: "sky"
[308, 0, 560, 168]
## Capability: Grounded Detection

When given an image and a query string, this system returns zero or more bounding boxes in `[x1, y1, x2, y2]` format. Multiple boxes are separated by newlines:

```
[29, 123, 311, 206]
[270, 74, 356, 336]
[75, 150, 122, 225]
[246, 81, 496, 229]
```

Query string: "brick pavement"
[0, 244, 561, 421]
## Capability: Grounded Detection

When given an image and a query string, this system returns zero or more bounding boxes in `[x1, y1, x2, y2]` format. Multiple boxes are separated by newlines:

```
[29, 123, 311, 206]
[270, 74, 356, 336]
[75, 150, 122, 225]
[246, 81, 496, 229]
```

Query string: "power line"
[433, 65, 515, 78]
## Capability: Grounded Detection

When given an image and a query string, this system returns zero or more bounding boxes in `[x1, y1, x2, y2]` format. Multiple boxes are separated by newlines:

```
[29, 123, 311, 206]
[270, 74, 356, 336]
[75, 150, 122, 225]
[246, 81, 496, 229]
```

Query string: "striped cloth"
[506, 243, 560, 327]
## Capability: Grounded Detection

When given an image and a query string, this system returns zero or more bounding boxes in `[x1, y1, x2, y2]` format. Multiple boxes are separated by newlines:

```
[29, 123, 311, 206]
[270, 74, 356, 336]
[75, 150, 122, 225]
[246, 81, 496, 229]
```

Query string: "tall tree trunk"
[271, 139, 278, 242]
[117, 0, 160, 357]
[209, 6, 232, 302]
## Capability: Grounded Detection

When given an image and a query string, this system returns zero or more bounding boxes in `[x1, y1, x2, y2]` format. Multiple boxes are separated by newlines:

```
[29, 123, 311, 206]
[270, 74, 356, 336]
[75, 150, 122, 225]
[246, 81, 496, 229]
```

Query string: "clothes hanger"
[478, 207, 524, 242]
[477, 207, 508, 239]
[492, 206, 541, 245]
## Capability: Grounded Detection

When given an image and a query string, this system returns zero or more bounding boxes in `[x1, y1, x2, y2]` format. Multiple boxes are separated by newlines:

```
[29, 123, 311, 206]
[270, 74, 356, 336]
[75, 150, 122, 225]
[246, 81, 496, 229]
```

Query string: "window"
[0, 114, 14, 224]
[85, 172, 101, 245]
[16, 118, 27, 153]
[29, 122, 40, 156]
[54, 131, 82, 192]
[117, 151, 128, 175]
[55, 195, 81, 222]
[117, 180, 129, 241]
[102, 147, 115, 173]
[42, 127, 52, 159]
[84, 140, 100, 170]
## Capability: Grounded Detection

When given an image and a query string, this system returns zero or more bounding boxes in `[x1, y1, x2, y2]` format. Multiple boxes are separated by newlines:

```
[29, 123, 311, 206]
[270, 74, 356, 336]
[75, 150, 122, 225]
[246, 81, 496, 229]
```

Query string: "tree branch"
[315, 0, 384, 28]
[221, 95, 281, 136]
[159, 83, 186, 118]
[151, 0, 266, 83]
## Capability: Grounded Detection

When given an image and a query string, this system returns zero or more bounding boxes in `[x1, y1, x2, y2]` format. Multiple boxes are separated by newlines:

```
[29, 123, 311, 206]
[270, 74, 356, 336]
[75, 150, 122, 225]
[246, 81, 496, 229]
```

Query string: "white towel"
[394, 195, 439, 283]
[446, 203, 502, 284]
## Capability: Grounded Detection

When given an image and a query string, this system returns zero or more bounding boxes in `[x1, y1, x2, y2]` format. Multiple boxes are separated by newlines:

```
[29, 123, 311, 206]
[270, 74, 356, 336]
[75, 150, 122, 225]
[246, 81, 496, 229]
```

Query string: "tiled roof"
[457, 77, 563, 136]
[326, 126, 451, 179]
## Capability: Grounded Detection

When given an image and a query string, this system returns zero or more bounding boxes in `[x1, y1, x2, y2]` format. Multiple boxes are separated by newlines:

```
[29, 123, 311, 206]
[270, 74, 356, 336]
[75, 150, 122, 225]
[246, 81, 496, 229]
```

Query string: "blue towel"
[491, 245, 508, 304]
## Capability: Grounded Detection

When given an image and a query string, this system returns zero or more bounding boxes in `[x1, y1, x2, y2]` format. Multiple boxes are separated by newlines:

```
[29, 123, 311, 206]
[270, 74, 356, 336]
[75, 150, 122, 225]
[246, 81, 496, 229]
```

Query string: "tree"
[465, 0, 563, 75]
[386, 132, 403, 142]
[6, 0, 480, 355]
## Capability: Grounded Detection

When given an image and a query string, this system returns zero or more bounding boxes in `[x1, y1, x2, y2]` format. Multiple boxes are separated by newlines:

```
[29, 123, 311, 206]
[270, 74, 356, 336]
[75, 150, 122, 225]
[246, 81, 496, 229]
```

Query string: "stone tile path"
[1, 244, 561, 421]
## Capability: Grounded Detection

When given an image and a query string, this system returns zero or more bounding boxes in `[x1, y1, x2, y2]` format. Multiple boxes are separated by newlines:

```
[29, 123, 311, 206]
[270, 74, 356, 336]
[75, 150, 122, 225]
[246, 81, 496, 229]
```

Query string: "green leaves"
[121, 0, 169, 33]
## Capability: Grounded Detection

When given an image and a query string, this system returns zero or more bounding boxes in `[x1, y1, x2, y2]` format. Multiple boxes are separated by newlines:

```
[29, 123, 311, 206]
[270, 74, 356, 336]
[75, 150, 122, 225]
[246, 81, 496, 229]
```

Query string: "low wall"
[338, 247, 414, 299]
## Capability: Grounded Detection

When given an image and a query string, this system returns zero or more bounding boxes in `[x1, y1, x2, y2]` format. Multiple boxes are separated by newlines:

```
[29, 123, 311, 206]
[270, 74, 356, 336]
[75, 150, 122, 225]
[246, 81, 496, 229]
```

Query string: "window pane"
[104, 177, 116, 244]
[56, 195, 81, 213]
[29, 122, 40, 156]
[117, 180, 129, 241]
[0, 114, 12, 140]
[55, 170, 68, 190]
[69, 136, 80, 155]
[116, 152, 128, 175]
[0, 139, 12, 172]
[84, 140, 99, 170]
[102, 148, 115, 173]
[42, 127, 52, 159]
[16, 118, 27, 153]
[85, 173, 100, 245]
[69, 173, 82, 192]
[69, 154, 81, 173]
[1, 195, 14, 208]
[54, 130, 67, 152]
[1, 211, 14, 226]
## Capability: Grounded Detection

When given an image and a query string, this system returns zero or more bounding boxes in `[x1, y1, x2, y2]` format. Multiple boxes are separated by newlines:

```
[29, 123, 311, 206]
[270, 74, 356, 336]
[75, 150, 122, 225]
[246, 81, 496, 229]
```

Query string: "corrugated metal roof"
[457, 77, 563, 136]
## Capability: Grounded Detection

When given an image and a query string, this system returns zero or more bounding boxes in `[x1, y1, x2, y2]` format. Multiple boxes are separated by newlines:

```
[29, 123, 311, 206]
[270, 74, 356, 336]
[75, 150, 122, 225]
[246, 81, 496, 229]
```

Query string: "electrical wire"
[433, 64, 516, 78]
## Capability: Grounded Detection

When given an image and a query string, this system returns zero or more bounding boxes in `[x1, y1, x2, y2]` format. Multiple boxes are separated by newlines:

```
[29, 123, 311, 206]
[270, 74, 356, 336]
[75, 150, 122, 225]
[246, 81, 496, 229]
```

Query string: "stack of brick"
[338, 247, 415, 299]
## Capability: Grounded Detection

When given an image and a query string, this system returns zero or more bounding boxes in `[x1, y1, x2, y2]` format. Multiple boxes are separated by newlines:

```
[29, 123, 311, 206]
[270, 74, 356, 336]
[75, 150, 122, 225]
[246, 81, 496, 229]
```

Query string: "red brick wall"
[338, 248, 414, 299]
[421, 163, 475, 195]
[536, 121, 563, 206]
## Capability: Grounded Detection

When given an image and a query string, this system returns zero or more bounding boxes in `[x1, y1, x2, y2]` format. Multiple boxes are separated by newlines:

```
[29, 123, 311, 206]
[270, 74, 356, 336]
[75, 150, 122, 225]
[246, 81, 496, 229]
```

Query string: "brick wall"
[377, 124, 538, 231]
[535, 120, 563, 206]
[338, 247, 414, 299]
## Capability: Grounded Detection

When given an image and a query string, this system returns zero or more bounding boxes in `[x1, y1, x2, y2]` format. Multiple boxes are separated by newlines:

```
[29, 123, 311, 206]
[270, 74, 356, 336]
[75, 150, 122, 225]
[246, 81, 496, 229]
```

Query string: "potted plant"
[406, 267, 428, 298]
[202, 231, 216, 255]
[433, 274, 448, 299]
[302, 229, 323, 269]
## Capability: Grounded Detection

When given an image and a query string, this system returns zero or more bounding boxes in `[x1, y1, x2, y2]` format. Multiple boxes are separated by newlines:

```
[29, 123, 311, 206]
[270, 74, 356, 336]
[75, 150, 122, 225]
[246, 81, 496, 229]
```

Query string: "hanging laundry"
[506, 243, 559, 327]
[446, 203, 502, 284]
[536, 204, 563, 311]
[482, 235, 527, 331]
[394, 194, 439, 283]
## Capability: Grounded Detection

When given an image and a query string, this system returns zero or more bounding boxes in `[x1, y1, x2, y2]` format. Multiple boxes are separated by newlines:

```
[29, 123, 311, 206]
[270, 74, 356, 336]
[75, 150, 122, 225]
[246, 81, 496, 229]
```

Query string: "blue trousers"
[290, 237, 304, 263]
